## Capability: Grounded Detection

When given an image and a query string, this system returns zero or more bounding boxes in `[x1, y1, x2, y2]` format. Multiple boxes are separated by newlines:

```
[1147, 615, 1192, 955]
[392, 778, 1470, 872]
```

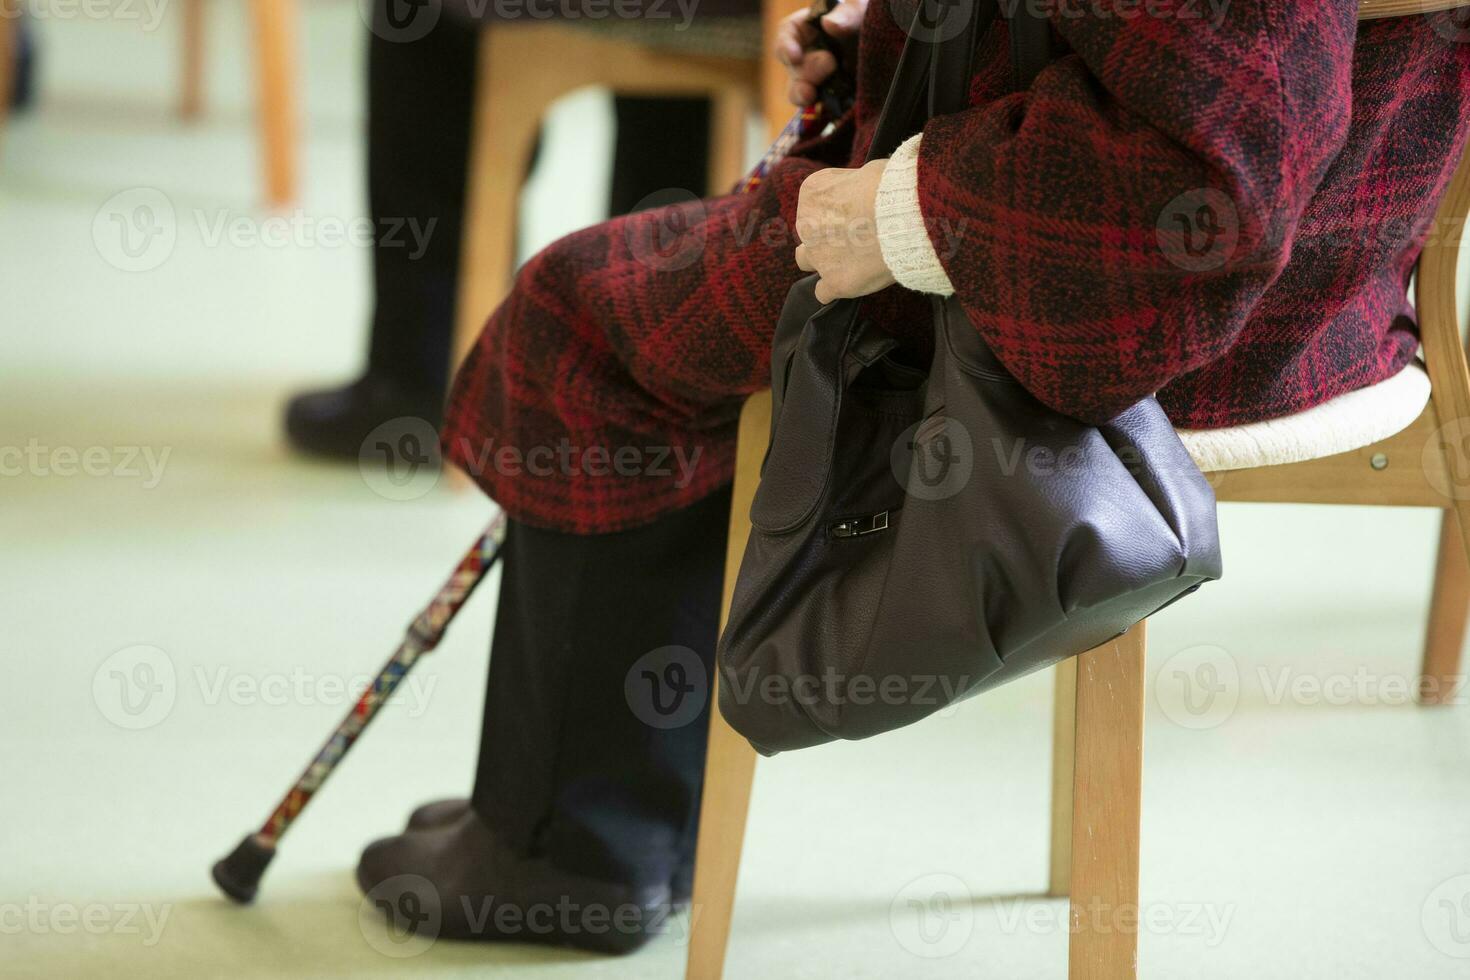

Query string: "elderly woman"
[358, 0, 1470, 954]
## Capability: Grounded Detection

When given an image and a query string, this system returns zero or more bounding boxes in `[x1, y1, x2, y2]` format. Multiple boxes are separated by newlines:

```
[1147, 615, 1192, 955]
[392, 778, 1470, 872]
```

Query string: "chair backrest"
[1396, 0, 1470, 437]
[1360, 0, 1469, 19]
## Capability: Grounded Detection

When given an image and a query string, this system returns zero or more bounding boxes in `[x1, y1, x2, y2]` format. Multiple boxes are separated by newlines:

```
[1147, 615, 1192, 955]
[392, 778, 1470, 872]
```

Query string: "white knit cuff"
[874, 133, 955, 296]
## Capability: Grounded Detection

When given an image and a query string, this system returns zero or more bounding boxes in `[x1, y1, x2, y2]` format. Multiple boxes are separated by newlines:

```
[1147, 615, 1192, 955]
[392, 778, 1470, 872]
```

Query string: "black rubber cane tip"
[212, 835, 275, 905]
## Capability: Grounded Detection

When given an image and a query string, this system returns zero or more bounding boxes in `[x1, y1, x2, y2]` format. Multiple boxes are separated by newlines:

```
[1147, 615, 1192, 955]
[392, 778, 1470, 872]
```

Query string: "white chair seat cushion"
[1175, 361, 1430, 473]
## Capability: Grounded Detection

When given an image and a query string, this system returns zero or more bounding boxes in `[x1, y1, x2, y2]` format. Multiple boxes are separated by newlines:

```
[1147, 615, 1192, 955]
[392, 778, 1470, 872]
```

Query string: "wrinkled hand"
[774, 0, 866, 108]
[794, 160, 894, 304]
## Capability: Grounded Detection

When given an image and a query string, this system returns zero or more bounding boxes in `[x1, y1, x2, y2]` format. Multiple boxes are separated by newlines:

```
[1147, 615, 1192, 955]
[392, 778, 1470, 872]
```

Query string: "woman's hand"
[794, 159, 895, 304]
[774, 0, 866, 108]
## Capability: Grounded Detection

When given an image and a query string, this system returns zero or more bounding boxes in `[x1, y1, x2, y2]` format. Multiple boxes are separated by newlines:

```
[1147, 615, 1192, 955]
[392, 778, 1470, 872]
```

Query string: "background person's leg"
[284, 5, 479, 456]
[284, 11, 718, 459]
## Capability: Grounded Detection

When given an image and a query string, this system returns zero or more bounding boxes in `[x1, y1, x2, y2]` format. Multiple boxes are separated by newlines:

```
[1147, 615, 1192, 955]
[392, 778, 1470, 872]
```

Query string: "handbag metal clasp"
[829, 511, 890, 539]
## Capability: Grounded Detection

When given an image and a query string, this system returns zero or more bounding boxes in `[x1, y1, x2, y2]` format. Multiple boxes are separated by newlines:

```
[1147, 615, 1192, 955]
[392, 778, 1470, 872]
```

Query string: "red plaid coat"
[445, 1, 1470, 533]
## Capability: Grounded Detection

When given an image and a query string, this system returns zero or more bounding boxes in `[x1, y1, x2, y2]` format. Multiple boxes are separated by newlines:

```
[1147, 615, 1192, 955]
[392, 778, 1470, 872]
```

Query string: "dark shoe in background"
[10, 17, 35, 112]
[357, 809, 677, 955]
[283, 373, 442, 462]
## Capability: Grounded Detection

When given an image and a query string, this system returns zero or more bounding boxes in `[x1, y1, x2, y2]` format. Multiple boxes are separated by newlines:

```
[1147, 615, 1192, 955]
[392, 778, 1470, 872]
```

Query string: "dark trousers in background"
[363, 11, 714, 397]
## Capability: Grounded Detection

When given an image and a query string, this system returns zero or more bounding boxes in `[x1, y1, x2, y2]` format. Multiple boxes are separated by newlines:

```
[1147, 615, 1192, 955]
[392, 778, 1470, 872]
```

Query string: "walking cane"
[212, 514, 507, 903]
[212, 0, 854, 904]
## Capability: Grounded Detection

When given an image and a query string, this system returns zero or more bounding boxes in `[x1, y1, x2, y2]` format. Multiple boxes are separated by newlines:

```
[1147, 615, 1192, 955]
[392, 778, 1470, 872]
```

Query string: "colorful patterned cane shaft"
[255, 513, 508, 846]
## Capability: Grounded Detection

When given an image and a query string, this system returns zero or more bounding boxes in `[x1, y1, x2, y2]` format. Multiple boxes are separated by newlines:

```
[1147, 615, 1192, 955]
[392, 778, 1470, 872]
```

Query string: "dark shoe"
[400, 797, 695, 903]
[283, 373, 442, 462]
[357, 810, 676, 955]
[406, 797, 469, 832]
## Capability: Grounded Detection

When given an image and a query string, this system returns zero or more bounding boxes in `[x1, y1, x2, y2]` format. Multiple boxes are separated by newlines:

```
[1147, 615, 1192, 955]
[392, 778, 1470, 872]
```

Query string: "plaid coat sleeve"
[914, 0, 1359, 423]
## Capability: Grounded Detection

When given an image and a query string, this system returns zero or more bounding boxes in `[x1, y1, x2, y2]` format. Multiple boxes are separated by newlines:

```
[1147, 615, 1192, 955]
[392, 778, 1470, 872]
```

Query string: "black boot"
[283, 373, 444, 461]
[358, 488, 730, 950]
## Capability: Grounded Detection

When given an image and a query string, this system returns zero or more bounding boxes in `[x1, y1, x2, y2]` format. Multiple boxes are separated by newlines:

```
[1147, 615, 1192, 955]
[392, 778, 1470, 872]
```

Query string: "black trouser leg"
[364, 7, 478, 397]
[471, 487, 730, 890]
[607, 96, 713, 215]
[363, 20, 715, 399]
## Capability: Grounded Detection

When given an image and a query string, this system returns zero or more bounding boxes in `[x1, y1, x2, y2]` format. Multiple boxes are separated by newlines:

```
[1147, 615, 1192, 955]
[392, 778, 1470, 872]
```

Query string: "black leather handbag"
[716, 0, 1223, 754]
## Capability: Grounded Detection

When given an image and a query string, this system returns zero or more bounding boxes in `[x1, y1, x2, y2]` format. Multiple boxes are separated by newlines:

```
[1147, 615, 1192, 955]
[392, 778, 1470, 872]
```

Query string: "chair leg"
[1048, 657, 1077, 897]
[685, 705, 759, 979]
[684, 392, 769, 980]
[451, 29, 547, 372]
[248, 0, 295, 206]
[706, 86, 752, 196]
[180, 0, 204, 119]
[1423, 508, 1470, 705]
[1066, 623, 1146, 980]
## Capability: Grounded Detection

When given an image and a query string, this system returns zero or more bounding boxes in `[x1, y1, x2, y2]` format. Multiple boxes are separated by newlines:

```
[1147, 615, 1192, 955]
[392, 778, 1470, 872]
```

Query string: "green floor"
[5, 8, 1470, 977]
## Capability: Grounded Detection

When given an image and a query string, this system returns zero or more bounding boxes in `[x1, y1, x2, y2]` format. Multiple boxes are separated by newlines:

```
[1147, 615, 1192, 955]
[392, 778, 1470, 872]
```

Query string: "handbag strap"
[864, 0, 1051, 163]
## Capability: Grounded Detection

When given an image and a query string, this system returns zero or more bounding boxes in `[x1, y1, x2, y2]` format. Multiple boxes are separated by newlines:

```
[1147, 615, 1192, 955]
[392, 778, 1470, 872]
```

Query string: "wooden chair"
[684, 1, 1470, 977]
[451, 22, 762, 370]
[179, 0, 297, 205]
